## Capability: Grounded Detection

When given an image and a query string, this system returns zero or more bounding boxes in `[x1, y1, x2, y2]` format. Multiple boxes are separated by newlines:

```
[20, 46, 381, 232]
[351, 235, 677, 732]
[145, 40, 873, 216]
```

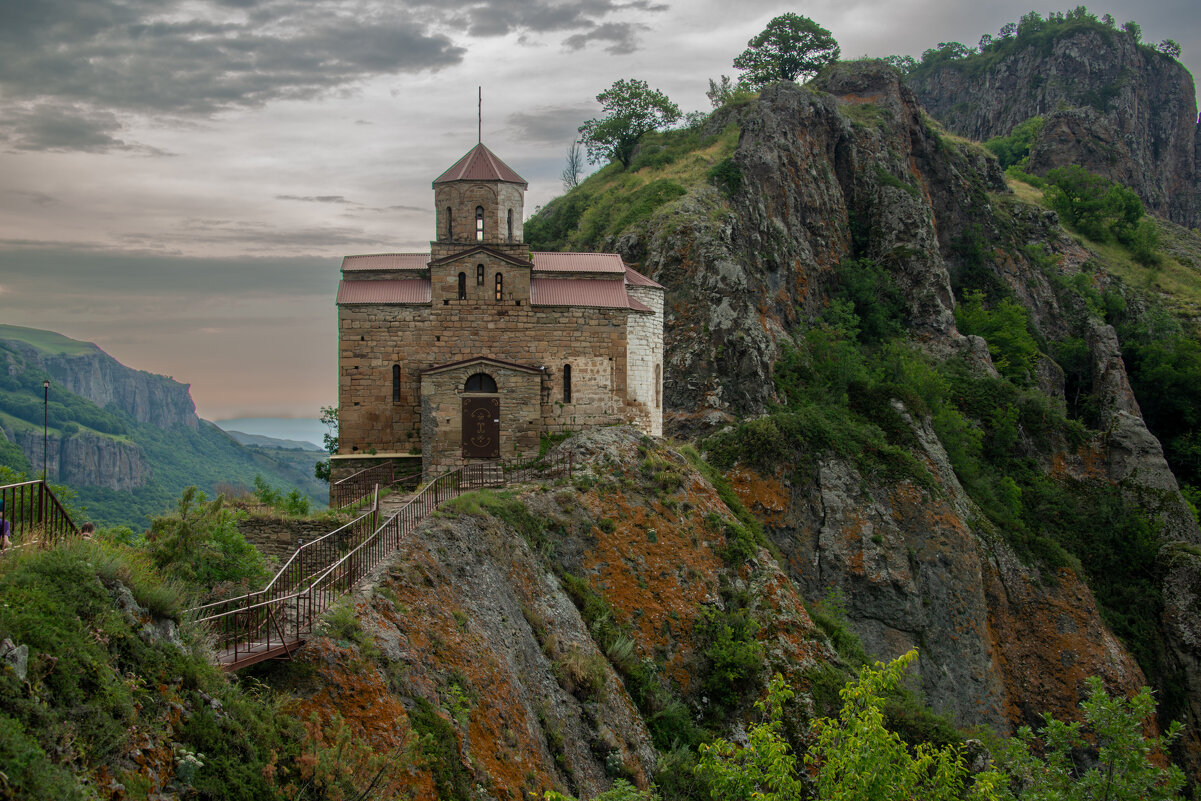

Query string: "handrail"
[190, 450, 574, 668]
[331, 461, 423, 509]
[0, 480, 78, 552]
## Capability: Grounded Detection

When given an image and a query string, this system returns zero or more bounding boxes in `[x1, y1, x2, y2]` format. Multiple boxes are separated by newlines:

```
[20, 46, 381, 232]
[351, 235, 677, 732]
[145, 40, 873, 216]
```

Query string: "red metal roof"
[531, 278, 642, 309]
[531, 252, 626, 274]
[628, 296, 653, 313]
[342, 253, 429, 272]
[624, 266, 664, 289]
[433, 143, 527, 187]
[337, 279, 430, 304]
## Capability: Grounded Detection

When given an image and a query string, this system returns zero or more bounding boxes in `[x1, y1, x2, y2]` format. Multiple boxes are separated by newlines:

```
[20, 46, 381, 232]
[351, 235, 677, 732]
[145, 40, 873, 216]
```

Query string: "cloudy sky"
[0, 0, 1196, 422]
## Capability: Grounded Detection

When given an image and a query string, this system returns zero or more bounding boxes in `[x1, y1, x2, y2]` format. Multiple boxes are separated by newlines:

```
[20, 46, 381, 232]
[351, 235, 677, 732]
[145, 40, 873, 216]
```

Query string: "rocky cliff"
[528, 59, 1201, 779]
[906, 22, 1200, 227]
[1, 337, 198, 431]
[15, 429, 150, 491]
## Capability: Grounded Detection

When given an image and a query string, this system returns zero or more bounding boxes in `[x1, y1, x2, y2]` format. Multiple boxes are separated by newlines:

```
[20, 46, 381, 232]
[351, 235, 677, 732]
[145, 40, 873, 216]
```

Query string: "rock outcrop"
[1, 339, 198, 431]
[907, 26, 1200, 227]
[15, 430, 150, 490]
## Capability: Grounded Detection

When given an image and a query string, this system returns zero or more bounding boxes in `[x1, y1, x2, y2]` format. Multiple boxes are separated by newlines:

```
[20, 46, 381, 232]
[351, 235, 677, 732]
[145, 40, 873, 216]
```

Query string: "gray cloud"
[562, 21, 648, 55]
[3, 103, 129, 153]
[0, 0, 466, 152]
[276, 195, 354, 204]
[402, 0, 666, 45]
[505, 104, 594, 145]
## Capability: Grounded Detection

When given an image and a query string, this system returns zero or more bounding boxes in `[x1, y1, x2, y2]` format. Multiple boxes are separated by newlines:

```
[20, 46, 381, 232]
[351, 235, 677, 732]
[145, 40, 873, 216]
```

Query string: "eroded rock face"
[15, 429, 150, 490]
[288, 428, 833, 798]
[623, 63, 997, 433]
[908, 27, 1200, 226]
[1, 339, 198, 431]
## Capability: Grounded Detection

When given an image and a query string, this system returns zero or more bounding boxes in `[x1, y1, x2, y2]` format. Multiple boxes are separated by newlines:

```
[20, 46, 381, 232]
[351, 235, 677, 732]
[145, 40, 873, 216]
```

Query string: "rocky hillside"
[527, 59, 1201, 780]
[0, 325, 326, 527]
[905, 14, 1200, 227]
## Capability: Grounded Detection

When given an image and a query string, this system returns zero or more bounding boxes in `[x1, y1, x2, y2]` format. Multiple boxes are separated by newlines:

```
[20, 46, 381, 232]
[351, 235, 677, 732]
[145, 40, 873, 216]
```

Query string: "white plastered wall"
[625, 286, 664, 436]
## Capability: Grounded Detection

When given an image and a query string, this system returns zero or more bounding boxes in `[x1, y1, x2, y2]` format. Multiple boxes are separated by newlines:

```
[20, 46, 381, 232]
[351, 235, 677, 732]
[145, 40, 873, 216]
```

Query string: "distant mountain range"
[215, 418, 326, 450]
[0, 324, 326, 529]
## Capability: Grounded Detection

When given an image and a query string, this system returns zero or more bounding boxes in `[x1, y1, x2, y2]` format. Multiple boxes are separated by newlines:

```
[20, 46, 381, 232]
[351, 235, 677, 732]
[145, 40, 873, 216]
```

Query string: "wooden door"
[462, 397, 500, 458]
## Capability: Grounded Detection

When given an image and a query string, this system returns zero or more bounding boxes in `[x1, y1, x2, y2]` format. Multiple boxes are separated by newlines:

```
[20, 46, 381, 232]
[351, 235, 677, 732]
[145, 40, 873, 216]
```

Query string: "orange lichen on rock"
[728, 467, 790, 526]
[579, 486, 726, 689]
[983, 563, 1150, 734]
[290, 637, 438, 800]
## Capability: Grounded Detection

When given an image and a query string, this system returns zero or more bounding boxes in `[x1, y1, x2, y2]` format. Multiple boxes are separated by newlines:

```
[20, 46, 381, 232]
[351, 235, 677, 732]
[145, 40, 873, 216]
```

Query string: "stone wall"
[625, 286, 665, 437]
[420, 361, 541, 472]
[338, 296, 635, 456]
[434, 182, 525, 246]
[327, 454, 422, 485]
[237, 513, 344, 564]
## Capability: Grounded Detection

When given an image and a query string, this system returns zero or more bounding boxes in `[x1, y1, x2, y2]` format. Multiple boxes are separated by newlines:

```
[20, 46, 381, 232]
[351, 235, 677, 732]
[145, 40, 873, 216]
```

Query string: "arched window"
[507, 209, 513, 242]
[457, 272, 466, 300]
[465, 373, 497, 393]
[446, 207, 453, 239]
[476, 264, 484, 285]
[495, 273, 503, 301]
[392, 364, 401, 403]
[563, 364, 572, 403]
[475, 206, 484, 241]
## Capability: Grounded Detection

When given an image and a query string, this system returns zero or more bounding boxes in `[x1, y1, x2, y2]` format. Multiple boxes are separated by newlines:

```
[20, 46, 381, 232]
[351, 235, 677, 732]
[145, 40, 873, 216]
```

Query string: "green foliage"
[806, 652, 1008, 801]
[993, 677, 1185, 800]
[694, 602, 763, 717]
[697, 660, 1004, 801]
[954, 290, 1042, 381]
[833, 258, 907, 344]
[252, 475, 312, 516]
[705, 75, 757, 110]
[695, 674, 804, 800]
[314, 404, 338, 483]
[874, 166, 920, 197]
[984, 116, 1044, 169]
[146, 486, 268, 595]
[578, 79, 682, 168]
[409, 697, 474, 801]
[1042, 166, 1161, 265]
[732, 13, 840, 86]
[0, 540, 305, 799]
[707, 157, 742, 197]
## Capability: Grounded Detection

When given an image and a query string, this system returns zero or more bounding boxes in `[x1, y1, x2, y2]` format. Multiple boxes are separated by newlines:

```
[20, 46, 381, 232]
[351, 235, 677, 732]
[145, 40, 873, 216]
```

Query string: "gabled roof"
[433, 143, 528, 188]
[421, 356, 542, 376]
[342, 253, 429, 272]
[336, 279, 430, 305]
[530, 251, 626, 275]
[429, 245, 533, 268]
[624, 266, 664, 289]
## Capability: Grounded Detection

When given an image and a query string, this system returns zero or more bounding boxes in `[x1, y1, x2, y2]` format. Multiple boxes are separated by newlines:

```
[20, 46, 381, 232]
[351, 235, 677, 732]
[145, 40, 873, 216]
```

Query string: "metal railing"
[0, 480, 78, 552]
[330, 462, 421, 509]
[190, 449, 574, 669]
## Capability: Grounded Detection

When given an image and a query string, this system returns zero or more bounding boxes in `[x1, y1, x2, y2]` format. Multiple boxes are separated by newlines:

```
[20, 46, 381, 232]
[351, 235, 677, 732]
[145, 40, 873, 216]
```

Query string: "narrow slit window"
[457, 272, 467, 300]
[654, 364, 661, 408]
[475, 206, 484, 241]
[476, 264, 484, 285]
[495, 273, 503, 301]
[392, 364, 401, 403]
[507, 209, 513, 242]
[446, 207, 453, 239]
[563, 364, 572, 403]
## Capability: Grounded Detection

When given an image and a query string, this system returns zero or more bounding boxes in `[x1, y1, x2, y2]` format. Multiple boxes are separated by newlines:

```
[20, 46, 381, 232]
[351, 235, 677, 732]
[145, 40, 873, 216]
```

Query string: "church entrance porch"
[419, 356, 542, 475]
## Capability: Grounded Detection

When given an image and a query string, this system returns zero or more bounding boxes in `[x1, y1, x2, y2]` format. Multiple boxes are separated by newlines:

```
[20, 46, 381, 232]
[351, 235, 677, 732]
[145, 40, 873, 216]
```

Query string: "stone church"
[334, 142, 664, 475]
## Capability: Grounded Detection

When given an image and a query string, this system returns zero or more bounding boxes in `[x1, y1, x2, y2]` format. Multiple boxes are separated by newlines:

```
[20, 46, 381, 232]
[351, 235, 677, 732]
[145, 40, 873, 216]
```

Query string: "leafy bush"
[146, 487, 268, 596]
[954, 290, 1042, 381]
[984, 116, 1044, 169]
[694, 603, 763, 716]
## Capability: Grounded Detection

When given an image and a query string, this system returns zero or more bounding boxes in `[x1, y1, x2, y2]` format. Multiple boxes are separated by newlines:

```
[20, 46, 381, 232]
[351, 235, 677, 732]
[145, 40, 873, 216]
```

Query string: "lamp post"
[42, 379, 49, 480]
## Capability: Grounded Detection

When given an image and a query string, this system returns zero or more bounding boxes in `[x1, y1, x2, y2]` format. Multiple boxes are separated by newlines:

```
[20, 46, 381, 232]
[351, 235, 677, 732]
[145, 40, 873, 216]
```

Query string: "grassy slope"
[0, 324, 99, 356]
[525, 120, 740, 251]
[1003, 176, 1201, 317]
